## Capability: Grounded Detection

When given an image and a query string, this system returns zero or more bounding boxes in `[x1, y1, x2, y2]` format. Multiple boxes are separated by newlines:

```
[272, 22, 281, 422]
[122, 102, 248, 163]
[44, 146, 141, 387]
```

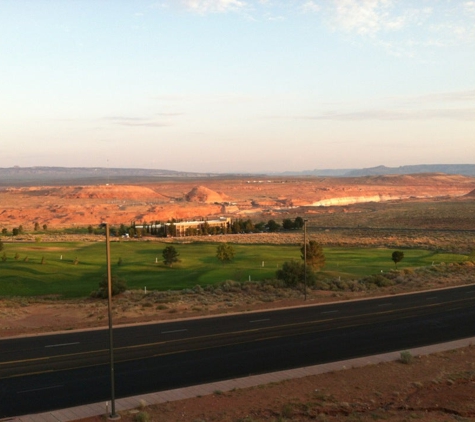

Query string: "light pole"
[303, 219, 308, 301]
[102, 223, 119, 419]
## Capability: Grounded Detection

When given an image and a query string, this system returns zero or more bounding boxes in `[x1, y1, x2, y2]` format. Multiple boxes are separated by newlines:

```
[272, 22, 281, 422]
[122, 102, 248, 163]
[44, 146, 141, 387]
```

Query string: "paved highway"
[1, 285, 475, 417]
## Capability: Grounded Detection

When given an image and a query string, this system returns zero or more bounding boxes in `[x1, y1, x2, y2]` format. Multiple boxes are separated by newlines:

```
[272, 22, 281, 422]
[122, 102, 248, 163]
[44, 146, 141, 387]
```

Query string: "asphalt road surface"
[1, 285, 475, 418]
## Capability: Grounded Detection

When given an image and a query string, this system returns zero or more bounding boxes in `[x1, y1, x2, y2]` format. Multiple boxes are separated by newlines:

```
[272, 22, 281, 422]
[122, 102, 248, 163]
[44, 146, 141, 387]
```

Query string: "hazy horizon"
[1, 1, 474, 173]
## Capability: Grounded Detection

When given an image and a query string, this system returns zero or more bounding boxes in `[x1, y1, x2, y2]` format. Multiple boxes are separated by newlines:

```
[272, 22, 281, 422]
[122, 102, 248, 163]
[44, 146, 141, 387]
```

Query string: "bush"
[400, 350, 413, 364]
[276, 260, 317, 287]
[91, 275, 127, 299]
[134, 411, 150, 422]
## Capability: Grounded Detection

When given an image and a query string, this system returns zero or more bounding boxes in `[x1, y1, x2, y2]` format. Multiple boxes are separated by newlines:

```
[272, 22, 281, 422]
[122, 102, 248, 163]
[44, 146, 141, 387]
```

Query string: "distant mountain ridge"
[0, 166, 219, 186]
[0, 164, 474, 186]
[284, 164, 475, 177]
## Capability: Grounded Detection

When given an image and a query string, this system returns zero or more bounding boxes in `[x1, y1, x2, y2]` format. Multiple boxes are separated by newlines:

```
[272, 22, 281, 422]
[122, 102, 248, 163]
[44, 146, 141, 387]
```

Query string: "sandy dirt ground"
[77, 346, 475, 422]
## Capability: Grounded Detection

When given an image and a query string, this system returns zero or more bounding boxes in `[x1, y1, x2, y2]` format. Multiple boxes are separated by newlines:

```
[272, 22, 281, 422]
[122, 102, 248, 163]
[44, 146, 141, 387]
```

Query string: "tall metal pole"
[105, 223, 118, 419]
[304, 219, 308, 301]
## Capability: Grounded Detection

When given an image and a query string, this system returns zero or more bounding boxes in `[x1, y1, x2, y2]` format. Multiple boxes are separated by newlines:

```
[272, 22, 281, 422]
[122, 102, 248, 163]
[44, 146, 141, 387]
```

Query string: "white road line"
[18, 385, 64, 394]
[321, 310, 339, 314]
[249, 319, 270, 323]
[45, 342, 80, 348]
[161, 329, 188, 334]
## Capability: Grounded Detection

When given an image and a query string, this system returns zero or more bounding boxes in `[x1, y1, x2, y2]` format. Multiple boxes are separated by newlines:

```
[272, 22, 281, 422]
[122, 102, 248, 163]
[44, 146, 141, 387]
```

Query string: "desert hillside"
[0, 174, 474, 229]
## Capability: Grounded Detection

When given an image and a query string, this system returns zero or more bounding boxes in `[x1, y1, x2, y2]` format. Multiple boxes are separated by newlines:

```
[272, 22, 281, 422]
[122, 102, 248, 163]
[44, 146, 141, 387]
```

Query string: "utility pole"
[304, 219, 308, 301]
[103, 223, 119, 419]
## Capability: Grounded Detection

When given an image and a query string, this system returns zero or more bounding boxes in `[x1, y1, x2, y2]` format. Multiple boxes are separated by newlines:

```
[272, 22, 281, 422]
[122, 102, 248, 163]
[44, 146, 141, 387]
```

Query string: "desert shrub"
[181, 288, 194, 295]
[220, 280, 242, 292]
[261, 278, 285, 289]
[134, 411, 150, 422]
[328, 279, 349, 291]
[346, 280, 365, 292]
[281, 403, 295, 418]
[400, 350, 413, 364]
[193, 284, 204, 294]
[151, 290, 180, 302]
[394, 276, 405, 284]
[276, 260, 317, 287]
[363, 274, 394, 287]
[314, 279, 330, 290]
[90, 275, 127, 299]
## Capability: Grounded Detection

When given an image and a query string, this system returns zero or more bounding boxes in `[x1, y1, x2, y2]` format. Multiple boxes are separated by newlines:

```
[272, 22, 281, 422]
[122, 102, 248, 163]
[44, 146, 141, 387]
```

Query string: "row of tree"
[1, 224, 48, 236]
[132, 216, 306, 238]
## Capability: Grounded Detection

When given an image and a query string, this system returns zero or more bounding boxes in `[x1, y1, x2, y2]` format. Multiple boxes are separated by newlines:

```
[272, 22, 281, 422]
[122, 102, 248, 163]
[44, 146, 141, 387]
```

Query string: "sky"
[1, 0, 475, 173]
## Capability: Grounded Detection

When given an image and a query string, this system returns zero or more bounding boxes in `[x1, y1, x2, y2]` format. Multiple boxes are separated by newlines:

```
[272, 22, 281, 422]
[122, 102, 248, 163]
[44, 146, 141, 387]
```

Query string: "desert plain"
[1, 173, 474, 229]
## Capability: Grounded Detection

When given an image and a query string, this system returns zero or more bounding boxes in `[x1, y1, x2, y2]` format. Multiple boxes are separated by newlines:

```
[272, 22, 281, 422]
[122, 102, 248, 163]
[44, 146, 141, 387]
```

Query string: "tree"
[0, 239, 3, 251]
[34, 222, 40, 231]
[294, 217, 304, 229]
[201, 221, 210, 235]
[12, 228, 19, 236]
[282, 218, 294, 230]
[42, 224, 47, 231]
[392, 251, 404, 268]
[216, 243, 235, 263]
[92, 275, 127, 298]
[301, 240, 326, 270]
[276, 260, 316, 287]
[266, 219, 280, 232]
[243, 219, 254, 233]
[167, 222, 177, 237]
[162, 245, 180, 267]
[1, 228, 7, 235]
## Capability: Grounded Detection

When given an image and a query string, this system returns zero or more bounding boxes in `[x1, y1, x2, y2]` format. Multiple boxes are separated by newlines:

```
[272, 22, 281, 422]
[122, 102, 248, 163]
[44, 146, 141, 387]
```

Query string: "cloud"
[330, 0, 398, 35]
[410, 89, 475, 104]
[464, 1, 475, 14]
[104, 116, 172, 127]
[300, 108, 475, 121]
[182, 0, 247, 14]
[301, 1, 320, 13]
[294, 89, 475, 121]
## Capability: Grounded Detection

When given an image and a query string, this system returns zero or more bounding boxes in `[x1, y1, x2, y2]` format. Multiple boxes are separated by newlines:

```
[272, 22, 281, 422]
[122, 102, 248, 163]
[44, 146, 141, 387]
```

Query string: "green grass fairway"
[0, 241, 468, 298]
